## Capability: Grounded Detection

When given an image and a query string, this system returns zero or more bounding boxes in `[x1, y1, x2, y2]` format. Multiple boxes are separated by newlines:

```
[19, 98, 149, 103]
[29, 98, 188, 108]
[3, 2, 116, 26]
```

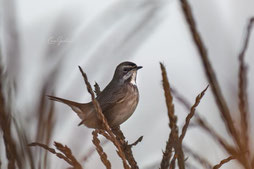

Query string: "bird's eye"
[123, 67, 132, 72]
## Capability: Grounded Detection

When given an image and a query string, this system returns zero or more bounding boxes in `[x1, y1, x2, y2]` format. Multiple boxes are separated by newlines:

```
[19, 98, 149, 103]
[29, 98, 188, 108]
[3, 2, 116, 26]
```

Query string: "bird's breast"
[107, 84, 139, 127]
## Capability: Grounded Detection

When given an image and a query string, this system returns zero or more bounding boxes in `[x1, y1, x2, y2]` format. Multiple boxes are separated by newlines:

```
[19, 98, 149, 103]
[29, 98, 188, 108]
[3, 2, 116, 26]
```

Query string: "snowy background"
[1, 0, 254, 168]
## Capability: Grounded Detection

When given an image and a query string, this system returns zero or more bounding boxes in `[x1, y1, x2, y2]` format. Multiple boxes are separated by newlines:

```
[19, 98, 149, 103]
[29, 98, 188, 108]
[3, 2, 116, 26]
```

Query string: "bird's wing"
[96, 83, 127, 111]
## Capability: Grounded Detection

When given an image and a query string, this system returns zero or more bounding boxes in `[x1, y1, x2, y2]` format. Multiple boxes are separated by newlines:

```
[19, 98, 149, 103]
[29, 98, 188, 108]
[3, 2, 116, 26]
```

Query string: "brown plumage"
[48, 61, 142, 129]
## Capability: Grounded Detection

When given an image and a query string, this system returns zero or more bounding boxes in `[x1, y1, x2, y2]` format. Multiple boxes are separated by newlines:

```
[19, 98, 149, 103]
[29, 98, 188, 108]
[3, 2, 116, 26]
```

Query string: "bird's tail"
[47, 95, 83, 115]
[47, 95, 97, 127]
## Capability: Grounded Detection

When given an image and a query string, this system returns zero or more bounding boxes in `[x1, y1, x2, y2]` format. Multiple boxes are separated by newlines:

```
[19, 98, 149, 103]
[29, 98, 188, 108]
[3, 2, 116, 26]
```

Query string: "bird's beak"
[136, 66, 143, 70]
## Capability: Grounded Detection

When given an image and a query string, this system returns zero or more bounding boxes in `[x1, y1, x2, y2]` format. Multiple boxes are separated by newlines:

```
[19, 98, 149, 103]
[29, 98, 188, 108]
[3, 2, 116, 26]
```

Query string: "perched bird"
[48, 61, 142, 129]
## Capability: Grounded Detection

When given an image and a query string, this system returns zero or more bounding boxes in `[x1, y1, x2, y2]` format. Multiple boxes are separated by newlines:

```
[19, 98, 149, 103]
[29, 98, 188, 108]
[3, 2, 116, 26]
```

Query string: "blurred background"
[0, 0, 254, 168]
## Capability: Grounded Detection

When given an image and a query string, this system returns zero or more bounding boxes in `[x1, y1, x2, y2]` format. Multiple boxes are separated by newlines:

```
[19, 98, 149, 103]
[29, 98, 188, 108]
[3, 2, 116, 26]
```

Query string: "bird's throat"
[129, 71, 137, 86]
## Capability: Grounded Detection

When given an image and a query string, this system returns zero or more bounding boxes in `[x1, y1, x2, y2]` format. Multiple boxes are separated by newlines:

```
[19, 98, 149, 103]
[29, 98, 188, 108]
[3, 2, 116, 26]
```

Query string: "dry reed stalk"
[183, 145, 212, 169]
[54, 142, 82, 169]
[0, 58, 21, 169]
[83, 139, 109, 162]
[173, 129, 185, 169]
[78, 66, 130, 169]
[169, 155, 176, 169]
[92, 130, 111, 169]
[28, 142, 82, 169]
[159, 63, 177, 169]
[112, 127, 142, 169]
[12, 118, 35, 169]
[159, 63, 175, 129]
[212, 155, 235, 169]
[36, 87, 47, 142]
[179, 85, 208, 142]
[238, 17, 254, 157]
[159, 63, 185, 169]
[43, 98, 55, 168]
[179, 0, 241, 148]
[172, 88, 238, 156]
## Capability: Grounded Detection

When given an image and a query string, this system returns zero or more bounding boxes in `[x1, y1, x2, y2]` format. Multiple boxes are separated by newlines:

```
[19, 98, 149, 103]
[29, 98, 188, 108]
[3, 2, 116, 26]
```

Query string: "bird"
[48, 61, 142, 129]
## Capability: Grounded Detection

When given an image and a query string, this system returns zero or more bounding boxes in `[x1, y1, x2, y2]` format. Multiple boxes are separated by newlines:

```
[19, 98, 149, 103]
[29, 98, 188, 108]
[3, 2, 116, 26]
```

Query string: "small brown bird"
[48, 61, 142, 129]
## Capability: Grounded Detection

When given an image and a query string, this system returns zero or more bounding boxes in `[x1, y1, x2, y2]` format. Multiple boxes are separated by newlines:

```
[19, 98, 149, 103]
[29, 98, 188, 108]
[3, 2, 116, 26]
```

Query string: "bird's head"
[113, 61, 142, 85]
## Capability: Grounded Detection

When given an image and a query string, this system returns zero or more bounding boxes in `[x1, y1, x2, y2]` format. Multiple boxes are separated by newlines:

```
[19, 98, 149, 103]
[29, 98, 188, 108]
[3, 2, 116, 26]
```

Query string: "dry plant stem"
[238, 17, 254, 156]
[172, 88, 238, 156]
[92, 130, 111, 169]
[54, 142, 82, 169]
[179, 85, 208, 142]
[159, 63, 176, 169]
[179, 0, 241, 148]
[12, 118, 36, 169]
[112, 127, 141, 169]
[183, 145, 212, 169]
[160, 63, 175, 129]
[212, 155, 236, 169]
[44, 99, 55, 168]
[83, 138, 108, 162]
[0, 63, 21, 169]
[78, 66, 130, 169]
[28, 142, 82, 169]
[160, 63, 185, 169]
[160, 133, 174, 169]
[173, 128, 185, 169]
[169, 155, 176, 169]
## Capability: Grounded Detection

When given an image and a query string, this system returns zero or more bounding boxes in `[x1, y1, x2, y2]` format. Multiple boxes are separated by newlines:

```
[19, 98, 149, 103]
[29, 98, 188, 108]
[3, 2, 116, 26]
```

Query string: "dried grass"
[179, 85, 208, 142]
[179, 0, 254, 168]
[238, 17, 254, 158]
[0, 55, 21, 169]
[212, 155, 236, 169]
[28, 142, 82, 169]
[92, 130, 111, 169]
[160, 63, 208, 169]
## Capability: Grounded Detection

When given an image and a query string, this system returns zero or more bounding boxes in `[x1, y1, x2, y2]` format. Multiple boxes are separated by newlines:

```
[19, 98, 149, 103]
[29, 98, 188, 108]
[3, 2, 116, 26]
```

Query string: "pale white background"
[0, 0, 254, 168]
